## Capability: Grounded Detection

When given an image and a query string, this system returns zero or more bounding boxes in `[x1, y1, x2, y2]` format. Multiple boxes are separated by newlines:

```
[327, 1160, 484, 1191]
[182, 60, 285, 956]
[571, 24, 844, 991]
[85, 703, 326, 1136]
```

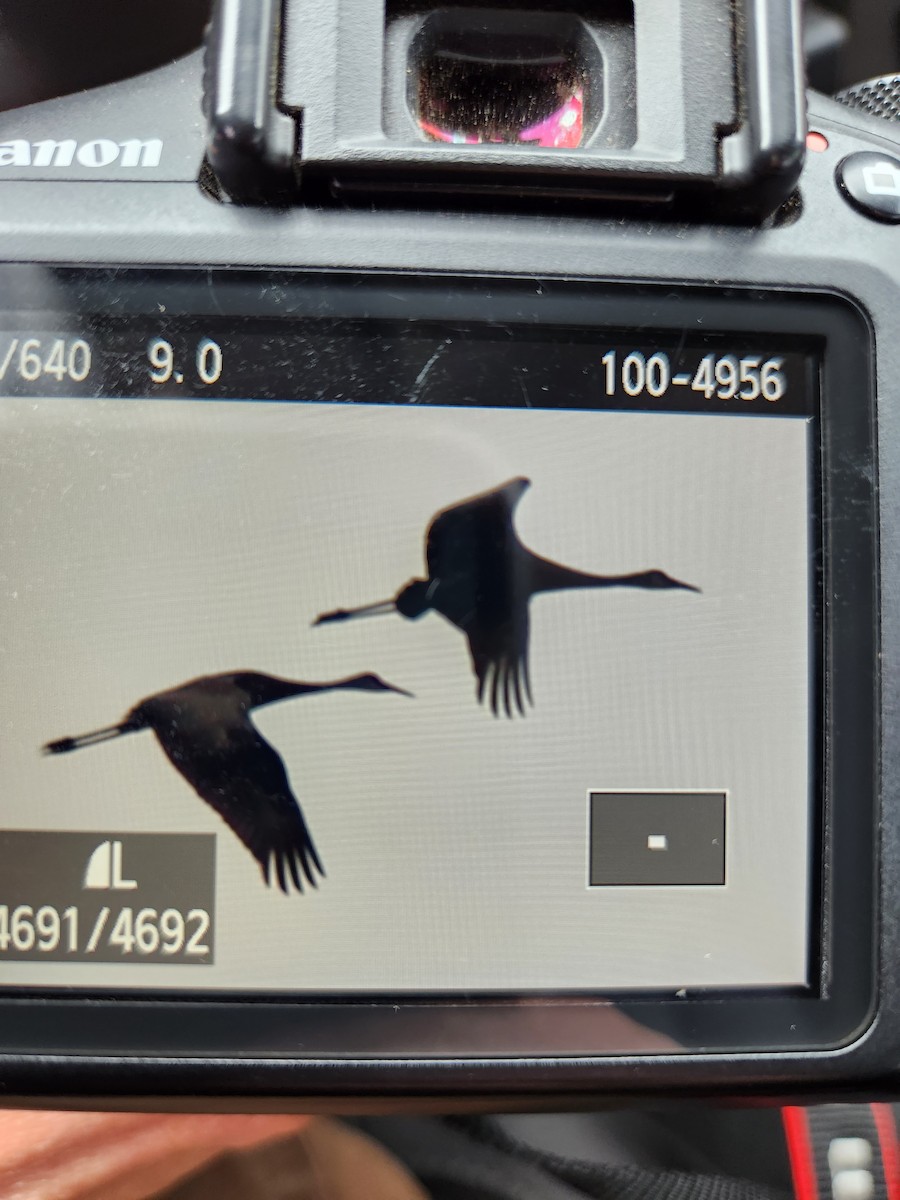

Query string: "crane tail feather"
[297, 847, 317, 890]
[473, 652, 531, 718]
[287, 853, 304, 894]
[490, 662, 502, 718]
[523, 656, 533, 707]
[274, 853, 288, 895]
[511, 662, 525, 717]
[503, 662, 515, 719]
[309, 844, 326, 883]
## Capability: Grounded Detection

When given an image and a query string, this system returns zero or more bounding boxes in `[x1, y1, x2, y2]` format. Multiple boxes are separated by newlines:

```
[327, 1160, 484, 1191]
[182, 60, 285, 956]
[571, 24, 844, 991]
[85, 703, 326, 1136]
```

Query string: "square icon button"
[837, 151, 900, 223]
[589, 791, 725, 886]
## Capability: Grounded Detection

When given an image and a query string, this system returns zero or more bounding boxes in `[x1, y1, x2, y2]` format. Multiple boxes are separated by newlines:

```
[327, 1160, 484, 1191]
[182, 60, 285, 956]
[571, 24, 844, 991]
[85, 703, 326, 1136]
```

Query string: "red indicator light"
[807, 131, 829, 153]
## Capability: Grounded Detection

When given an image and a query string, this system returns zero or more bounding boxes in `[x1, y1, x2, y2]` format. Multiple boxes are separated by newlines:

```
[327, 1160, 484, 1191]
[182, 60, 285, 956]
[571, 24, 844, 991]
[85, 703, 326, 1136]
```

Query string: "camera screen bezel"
[0, 267, 877, 1063]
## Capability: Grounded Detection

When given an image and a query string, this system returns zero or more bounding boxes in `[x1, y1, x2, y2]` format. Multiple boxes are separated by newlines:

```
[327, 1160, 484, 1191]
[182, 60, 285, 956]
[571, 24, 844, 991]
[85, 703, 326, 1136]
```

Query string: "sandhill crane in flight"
[44, 671, 410, 894]
[315, 478, 699, 718]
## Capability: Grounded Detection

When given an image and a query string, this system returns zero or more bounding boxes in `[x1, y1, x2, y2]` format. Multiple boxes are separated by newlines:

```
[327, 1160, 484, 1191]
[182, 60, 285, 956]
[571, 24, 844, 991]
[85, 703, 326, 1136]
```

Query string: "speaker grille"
[835, 74, 900, 122]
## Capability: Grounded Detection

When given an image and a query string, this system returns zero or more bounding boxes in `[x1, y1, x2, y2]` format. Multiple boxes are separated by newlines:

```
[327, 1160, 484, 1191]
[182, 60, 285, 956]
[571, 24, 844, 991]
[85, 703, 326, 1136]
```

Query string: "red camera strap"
[783, 1104, 900, 1200]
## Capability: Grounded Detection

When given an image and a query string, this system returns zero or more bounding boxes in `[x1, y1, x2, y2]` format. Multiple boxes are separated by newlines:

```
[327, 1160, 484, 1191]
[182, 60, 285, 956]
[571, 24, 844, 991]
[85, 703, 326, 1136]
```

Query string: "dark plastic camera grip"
[835, 75, 900, 122]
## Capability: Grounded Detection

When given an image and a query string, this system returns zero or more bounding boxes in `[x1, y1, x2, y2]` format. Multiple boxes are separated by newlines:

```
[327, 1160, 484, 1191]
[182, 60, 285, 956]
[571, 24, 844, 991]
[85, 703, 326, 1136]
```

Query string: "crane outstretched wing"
[427, 480, 535, 717]
[426, 478, 527, 588]
[155, 723, 324, 894]
[466, 609, 533, 718]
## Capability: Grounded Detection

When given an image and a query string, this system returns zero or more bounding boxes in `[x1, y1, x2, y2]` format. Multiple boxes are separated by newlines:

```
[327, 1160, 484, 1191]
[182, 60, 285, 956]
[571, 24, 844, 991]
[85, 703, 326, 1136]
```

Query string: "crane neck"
[529, 556, 663, 595]
[248, 673, 400, 709]
[242, 675, 320, 709]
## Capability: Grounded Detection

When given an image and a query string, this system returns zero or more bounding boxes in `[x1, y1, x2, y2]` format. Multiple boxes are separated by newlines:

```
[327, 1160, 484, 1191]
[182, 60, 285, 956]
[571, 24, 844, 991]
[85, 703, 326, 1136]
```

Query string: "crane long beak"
[313, 599, 396, 626]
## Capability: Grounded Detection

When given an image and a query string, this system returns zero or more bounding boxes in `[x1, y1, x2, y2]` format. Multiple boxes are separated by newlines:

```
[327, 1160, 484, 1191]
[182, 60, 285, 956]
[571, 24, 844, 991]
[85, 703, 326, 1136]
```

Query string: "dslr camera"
[0, 0, 898, 1109]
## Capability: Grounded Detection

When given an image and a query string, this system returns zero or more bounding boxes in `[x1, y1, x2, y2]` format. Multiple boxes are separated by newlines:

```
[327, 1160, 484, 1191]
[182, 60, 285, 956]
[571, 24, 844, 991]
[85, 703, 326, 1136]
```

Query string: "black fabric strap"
[355, 1115, 790, 1200]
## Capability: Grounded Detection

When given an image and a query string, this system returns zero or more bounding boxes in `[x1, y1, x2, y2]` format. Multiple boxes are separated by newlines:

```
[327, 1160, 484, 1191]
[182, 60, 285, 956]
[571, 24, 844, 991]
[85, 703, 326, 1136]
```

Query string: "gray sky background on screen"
[0, 398, 810, 992]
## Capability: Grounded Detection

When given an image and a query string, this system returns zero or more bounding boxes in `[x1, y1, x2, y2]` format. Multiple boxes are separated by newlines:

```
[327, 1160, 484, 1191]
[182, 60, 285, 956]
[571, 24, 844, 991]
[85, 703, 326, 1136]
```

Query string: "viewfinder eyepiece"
[410, 11, 602, 149]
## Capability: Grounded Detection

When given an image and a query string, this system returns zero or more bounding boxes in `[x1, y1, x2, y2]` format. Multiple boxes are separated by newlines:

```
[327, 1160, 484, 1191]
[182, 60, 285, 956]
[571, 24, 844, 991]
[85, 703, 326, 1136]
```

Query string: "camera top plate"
[201, 0, 806, 215]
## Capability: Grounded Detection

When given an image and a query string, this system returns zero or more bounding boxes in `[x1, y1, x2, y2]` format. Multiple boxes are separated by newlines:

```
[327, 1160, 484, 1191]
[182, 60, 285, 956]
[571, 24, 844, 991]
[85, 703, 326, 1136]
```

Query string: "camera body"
[0, 0, 898, 1108]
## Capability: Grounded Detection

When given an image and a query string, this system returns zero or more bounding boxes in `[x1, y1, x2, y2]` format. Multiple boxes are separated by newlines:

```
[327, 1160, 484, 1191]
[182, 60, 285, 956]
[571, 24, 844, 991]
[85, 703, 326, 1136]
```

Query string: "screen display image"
[0, 276, 817, 997]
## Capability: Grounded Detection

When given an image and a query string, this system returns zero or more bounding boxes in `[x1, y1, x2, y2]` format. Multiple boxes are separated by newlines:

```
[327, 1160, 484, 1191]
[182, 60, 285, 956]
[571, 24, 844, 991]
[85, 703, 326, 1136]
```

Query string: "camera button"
[836, 151, 900, 223]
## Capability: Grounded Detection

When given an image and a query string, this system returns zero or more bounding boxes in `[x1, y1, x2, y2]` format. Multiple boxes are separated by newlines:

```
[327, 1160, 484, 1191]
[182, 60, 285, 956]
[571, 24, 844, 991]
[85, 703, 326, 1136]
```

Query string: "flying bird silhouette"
[43, 671, 410, 894]
[314, 478, 699, 717]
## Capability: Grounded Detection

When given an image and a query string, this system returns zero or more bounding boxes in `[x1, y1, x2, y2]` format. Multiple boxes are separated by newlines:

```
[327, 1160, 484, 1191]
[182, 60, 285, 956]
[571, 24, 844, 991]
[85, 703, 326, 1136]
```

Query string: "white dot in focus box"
[647, 834, 668, 852]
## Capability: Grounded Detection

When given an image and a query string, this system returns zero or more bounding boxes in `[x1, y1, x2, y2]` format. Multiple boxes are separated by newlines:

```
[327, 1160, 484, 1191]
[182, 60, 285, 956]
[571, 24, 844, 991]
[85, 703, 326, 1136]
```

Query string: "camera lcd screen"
[0, 271, 817, 997]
